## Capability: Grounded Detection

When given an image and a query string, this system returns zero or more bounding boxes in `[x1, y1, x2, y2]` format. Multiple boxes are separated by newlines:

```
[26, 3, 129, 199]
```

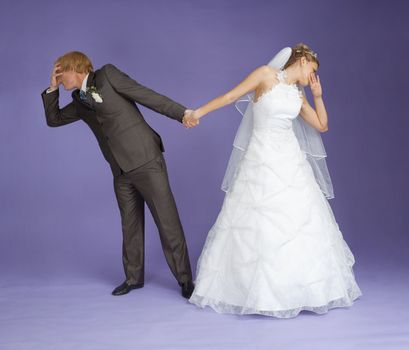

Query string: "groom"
[41, 51, 198, 298]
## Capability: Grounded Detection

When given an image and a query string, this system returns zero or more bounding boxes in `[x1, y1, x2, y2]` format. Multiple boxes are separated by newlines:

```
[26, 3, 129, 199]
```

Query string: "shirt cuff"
[46, 87, 58, 94]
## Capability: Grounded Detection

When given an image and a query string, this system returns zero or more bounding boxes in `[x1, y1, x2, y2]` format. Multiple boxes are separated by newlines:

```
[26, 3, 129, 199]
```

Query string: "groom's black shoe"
[181, 281, 195, 299]
[112, 281, 144, 296]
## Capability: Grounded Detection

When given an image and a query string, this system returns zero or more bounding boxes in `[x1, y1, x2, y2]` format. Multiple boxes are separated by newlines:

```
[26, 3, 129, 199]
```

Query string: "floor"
[1, 264, 408, 350]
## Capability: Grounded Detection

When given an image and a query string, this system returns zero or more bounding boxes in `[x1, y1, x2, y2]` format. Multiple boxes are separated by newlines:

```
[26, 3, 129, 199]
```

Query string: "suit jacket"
[41, 64, 187, 176]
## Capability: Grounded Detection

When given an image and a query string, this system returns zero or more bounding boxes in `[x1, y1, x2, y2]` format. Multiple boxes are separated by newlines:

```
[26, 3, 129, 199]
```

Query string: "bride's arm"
[299, 73, 328, 132]
[192, 66, 270, 120]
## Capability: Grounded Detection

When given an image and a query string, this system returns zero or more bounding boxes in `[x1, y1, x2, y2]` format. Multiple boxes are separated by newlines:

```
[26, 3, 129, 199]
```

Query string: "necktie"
[79, 90, 88, 102]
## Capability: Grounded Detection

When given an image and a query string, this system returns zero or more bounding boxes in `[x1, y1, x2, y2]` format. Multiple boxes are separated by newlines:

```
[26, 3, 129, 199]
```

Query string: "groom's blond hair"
[55, 51, 94, 74]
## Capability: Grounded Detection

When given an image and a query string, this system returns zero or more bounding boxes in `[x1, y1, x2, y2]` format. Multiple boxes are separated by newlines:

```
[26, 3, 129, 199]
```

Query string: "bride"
[185, 44, 362, 318]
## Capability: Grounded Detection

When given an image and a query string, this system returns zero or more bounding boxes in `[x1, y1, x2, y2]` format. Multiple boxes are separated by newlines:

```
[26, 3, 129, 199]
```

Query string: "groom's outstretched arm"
[41, 89, 80, 127]
[103, 64, 187, 123]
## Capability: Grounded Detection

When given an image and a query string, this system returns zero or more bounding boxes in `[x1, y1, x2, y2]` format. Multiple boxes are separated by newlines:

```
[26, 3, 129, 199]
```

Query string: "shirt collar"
[80, 73, 90, 92]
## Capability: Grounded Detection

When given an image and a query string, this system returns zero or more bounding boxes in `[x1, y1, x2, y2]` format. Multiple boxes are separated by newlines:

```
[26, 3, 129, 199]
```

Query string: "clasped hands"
[182, 109, 200, 129]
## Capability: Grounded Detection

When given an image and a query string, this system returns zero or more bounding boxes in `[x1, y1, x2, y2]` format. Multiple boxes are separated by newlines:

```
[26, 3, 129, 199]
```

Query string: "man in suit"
[41, 51, 198, 298]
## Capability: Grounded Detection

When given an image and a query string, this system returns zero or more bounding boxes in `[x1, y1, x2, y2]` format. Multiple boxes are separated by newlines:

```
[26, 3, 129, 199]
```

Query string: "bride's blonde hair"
[283, 43, 319, 69]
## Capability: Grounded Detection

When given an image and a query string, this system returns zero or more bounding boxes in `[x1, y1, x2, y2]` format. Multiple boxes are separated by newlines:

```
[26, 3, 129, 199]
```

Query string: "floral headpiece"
[295, 48, 318, 59]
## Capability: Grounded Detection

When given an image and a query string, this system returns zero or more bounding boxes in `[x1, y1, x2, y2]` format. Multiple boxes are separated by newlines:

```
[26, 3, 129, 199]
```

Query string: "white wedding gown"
[189, 70, 362, 318]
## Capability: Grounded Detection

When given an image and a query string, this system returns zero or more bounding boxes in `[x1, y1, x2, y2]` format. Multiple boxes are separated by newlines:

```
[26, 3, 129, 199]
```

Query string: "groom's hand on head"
[182, 109, 199, 129]
[48, 63, 63, 92]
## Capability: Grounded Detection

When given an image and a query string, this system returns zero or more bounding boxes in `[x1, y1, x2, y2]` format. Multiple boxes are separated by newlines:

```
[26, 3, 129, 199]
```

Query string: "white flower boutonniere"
[87, 86, 103, 103]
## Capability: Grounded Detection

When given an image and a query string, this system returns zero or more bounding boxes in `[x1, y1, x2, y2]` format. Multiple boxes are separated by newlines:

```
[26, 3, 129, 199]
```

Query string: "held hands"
[182, 109, 200, 129]
[309, 72, 322, 98]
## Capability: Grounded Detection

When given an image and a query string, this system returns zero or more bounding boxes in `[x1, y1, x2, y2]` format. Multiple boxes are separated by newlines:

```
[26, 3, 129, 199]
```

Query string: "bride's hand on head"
[309, 72, 322, 98]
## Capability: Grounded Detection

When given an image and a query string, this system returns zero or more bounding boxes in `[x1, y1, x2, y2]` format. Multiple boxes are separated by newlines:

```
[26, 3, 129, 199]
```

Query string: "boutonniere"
[87, 86, 103, 103]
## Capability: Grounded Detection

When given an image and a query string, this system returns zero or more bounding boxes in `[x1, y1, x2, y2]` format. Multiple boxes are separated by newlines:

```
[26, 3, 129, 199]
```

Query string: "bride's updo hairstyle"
[283, 43, 319, 70]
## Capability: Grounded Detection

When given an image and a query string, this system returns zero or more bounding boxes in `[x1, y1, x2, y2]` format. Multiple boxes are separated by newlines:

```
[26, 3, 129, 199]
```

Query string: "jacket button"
[105, 136, 109, 140]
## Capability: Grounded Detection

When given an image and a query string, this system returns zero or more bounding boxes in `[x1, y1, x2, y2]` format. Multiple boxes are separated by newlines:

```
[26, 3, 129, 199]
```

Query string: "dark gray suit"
[41, 64, 193, 286]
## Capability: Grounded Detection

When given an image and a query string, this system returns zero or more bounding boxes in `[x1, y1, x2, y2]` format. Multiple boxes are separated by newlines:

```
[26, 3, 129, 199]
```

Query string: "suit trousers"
[113, 154, 193, 286]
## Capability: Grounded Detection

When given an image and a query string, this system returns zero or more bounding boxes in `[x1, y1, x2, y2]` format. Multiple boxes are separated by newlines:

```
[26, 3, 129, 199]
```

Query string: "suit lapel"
[72, 89, 94, 111]
[85, 71, 96, 109]
[86, 71, 96, 90]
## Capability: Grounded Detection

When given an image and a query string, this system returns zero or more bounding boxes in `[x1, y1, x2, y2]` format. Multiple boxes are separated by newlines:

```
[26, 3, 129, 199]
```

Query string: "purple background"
[1, 0, 408, 349]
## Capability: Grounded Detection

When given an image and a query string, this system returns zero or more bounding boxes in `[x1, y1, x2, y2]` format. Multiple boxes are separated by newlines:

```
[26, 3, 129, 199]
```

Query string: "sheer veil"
[221, 47, 334, 199]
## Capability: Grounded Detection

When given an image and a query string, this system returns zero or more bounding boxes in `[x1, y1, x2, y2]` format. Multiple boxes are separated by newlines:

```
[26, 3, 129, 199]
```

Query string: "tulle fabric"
[189, 68, 362, 318]
[221, 47, 334, 199]
[190, 217, 362, 319]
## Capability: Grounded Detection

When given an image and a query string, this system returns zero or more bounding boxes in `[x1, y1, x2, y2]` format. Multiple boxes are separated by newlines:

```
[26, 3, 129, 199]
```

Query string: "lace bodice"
[252, 69, 303, 130]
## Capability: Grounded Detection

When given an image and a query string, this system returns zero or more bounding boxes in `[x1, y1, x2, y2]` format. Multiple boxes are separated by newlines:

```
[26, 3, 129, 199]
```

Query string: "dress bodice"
[252, 69, 303, 130]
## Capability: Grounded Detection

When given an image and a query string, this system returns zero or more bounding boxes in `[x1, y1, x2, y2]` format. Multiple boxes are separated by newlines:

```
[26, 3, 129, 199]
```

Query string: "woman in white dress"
[186, 43, 362, 318]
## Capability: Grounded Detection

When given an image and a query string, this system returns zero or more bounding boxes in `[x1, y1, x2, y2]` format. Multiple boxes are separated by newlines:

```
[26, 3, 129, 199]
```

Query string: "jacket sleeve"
[41, 88, 81, 127]
[103, 63, 186, 123]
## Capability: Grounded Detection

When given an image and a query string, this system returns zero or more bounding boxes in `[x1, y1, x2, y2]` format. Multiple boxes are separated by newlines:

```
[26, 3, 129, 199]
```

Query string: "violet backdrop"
[0, 0, 408, 349]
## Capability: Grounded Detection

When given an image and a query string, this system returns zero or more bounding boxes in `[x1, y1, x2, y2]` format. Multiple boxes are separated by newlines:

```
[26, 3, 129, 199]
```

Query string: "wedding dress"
[189, 69, 362, 318]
